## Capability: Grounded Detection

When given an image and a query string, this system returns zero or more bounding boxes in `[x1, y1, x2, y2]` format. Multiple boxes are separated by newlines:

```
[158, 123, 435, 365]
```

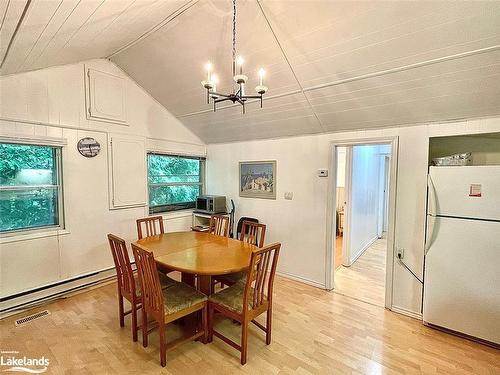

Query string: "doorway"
[326, 138, 398, 309]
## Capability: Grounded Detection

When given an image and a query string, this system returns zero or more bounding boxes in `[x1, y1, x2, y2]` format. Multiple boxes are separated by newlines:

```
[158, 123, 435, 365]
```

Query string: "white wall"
[0, 59, 205, 303]
[345, 144, 384, 265]
[206, 117, 500, 316]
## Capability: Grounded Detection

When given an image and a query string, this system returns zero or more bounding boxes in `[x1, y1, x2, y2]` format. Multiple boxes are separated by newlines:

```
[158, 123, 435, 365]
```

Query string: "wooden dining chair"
[213, 221, 267, 290]
[107, 234, 176, 342]
[208, 242, 281, 365]
[132, 244, 208, 367]
[209, 214, 230, 237]
[136, 216, 164, 239]
[240, 221, 266, 248]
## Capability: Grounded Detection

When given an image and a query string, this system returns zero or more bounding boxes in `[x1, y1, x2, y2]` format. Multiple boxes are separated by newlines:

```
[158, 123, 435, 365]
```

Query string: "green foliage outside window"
[148, 154, 203, 213]
[0, 143, 61, 232]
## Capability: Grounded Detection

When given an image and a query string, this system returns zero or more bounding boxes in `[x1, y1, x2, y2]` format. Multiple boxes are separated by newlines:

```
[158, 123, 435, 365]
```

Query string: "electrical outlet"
[284, 192, 293, 200]
[397, 248, 405, 259]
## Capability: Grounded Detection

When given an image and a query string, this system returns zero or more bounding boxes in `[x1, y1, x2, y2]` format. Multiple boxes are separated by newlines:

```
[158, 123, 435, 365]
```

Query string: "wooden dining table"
[132, 231, 257, 295]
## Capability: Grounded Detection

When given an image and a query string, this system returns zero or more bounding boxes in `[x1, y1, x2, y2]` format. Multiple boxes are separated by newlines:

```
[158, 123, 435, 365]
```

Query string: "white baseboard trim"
[345, 235, 378, 267]
[391, 305, 423, 320]
[276, 271, 326, 289]
[0, 268, 116, 319]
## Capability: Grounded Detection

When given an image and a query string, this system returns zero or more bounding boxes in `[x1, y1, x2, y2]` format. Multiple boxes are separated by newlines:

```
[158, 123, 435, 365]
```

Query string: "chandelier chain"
[232, 0, 236, 75]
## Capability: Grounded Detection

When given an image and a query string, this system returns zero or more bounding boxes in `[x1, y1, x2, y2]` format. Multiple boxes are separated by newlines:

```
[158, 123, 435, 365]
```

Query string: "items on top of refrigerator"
[432, 152, 472, 166]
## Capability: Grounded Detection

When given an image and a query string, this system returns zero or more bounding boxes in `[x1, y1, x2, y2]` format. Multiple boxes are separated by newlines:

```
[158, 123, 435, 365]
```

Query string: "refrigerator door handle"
[425, 215, 438, 255]
[425, 175, 439, 255]
[427, 174, 438, 216]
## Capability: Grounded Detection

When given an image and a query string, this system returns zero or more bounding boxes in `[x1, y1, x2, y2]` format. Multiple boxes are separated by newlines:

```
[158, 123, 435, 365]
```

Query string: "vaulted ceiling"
[1, 0, 500, 143]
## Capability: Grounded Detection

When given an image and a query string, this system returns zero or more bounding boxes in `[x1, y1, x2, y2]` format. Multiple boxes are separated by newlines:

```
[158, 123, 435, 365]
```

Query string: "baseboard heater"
[0, 267, 117, 318]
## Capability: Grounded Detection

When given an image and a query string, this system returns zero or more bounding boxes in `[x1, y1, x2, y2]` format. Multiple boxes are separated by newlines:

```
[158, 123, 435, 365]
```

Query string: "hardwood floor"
[335, 236, 343, 269]
[1, 276, 499, 374]
[335, 237, 387, 307]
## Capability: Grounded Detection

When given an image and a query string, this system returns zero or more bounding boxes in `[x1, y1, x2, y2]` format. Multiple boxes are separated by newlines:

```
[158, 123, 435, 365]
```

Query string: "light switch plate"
[318, 169, 328, 177]
[284, 192, 293, 200]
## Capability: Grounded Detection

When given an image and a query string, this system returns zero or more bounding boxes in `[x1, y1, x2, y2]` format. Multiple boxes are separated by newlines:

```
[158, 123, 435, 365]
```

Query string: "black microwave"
[195, 195, 226, 214]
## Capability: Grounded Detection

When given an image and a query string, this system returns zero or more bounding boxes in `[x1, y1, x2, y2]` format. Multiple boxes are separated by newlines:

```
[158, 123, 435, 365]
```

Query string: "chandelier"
[201, 0, 268, 113]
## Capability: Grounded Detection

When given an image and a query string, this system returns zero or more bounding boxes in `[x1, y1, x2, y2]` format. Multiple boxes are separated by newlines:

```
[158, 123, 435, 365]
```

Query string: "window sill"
[153, 209, 194, 220]
[0, 228, 70, 244]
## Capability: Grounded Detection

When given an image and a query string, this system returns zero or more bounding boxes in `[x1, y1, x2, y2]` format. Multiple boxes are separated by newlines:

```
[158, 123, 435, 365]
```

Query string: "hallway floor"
[335, 237, 387, 307]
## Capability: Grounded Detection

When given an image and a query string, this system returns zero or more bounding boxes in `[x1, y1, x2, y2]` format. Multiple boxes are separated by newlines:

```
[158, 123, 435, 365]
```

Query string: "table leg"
[181, 272, 195, 287]
[198, 275, 212, 296]
[181, 273, 210, 344]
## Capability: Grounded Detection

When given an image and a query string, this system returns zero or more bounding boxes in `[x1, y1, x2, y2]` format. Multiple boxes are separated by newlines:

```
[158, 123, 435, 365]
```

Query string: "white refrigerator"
[424, 166, 500, 345]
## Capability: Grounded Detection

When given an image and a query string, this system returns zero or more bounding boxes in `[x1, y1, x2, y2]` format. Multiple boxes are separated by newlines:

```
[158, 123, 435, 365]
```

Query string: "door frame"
[325, 136, 399, 310]
[383, 155, 391, 232]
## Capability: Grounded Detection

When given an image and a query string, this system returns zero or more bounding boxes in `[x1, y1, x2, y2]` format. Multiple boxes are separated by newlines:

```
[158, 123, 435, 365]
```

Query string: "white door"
[423, 216, 500, 344]
[428, 166, 500, 220]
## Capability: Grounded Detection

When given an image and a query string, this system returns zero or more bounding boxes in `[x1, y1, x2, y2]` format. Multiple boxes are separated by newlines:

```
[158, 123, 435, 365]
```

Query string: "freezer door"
[423, 216, 500, 344]
[428, 166, 500, 221]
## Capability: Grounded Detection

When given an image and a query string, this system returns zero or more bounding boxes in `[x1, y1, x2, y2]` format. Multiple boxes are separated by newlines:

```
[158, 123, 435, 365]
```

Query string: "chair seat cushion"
[134, 272, 177, 296]
[209, 281, 257, 314]
[159, 273, 178, 289]
[163, 282, 207, 315]
[222, 271, 246, 284]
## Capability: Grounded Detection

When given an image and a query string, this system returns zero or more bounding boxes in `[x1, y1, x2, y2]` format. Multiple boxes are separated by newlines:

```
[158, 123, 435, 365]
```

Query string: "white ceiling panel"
[317, 80, 500, 131]
[0, 0, 192, 75]
[1, 0, 499, 143]
[111, 0, 300, 117]
[1, 0, 65, 73]
[0, 0, 29, 66]
[180, 92, 323, 142]
[262, 1, 500, 87]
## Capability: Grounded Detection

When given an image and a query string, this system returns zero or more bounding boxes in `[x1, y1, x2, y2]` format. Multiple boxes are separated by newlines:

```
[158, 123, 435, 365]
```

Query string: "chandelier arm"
[241, 95, 262, 99]
[214, 97, 232, 104]
[212, 92, 231, 98]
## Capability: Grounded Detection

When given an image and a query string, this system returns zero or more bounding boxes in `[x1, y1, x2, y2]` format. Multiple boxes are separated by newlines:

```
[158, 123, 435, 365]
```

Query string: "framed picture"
[239, 160, 276, 199]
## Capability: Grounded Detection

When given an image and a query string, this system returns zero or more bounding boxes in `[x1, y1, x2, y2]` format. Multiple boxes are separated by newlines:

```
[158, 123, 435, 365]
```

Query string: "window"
[0, 142, 63, 233]
[147, 153, 205, 213]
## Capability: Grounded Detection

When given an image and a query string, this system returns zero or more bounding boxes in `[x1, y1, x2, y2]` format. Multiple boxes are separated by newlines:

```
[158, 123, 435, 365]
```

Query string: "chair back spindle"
[132, 244, 164, 317]
[240, 221, 266, 248]
[209, 215, 230, 237]
[107, 234, 136, 298]
[136, 216, 165, 239]
[243, 243, 281, 311]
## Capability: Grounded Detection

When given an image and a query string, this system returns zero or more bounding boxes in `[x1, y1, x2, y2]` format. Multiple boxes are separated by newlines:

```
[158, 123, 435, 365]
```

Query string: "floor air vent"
[15, 310, 50, 326]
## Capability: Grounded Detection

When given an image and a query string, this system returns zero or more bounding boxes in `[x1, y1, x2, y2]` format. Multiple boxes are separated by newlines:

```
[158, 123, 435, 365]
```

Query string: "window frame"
[0, 140, 65, 235]
[147, 152, 206, 214]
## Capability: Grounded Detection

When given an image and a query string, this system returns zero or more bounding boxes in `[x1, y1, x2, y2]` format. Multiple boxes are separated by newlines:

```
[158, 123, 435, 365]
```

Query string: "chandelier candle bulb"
[205, 62, 212, 81]
[259, 68, 265, 86]
[237, 56, 244, 74]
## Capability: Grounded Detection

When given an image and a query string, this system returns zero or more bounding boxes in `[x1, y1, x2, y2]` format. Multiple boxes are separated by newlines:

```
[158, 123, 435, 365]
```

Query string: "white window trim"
[146, 152, 206, 214]
[0, 228, 70, 244]
[0, 134, 67, 147]
[0, 137, 66, 237]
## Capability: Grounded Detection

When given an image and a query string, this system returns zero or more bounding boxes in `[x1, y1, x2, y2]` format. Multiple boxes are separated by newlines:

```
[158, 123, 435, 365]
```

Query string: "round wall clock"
[77, 137, 101, 158]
